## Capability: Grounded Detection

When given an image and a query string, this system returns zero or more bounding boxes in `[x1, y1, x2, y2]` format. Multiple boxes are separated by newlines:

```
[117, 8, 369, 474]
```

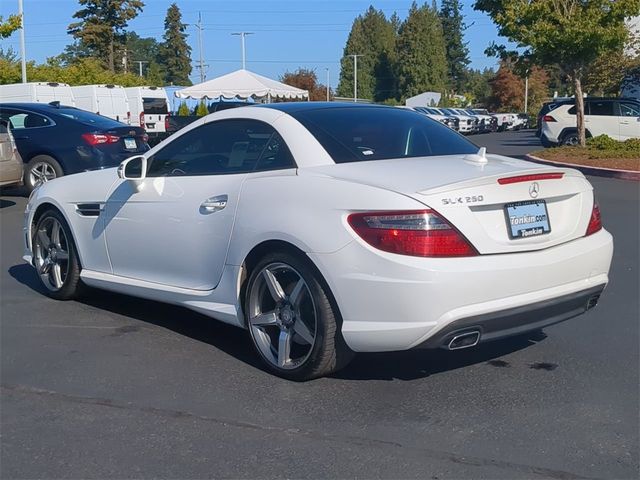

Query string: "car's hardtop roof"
[546, 97, 639, 104]
[257, 102, 398, 114]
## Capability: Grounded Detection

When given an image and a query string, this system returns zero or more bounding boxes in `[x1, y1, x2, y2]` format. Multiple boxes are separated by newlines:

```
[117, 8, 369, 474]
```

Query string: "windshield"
[290, 106, 477, 164]
[56, 108, 123, 128]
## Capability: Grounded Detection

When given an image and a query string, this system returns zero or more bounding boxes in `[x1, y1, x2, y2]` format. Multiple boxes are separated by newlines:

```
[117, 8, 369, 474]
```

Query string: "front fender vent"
[75, 203, 102, 217]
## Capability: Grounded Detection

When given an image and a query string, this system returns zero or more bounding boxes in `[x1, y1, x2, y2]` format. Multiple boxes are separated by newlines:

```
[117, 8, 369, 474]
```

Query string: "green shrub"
[587, 135, 620, 150]
[177, 102, 190, 116]
[195, 101, 208, 117]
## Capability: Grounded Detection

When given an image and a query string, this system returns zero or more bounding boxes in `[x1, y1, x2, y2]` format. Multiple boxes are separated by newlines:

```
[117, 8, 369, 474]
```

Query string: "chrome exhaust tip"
[448, 330, 481, 350]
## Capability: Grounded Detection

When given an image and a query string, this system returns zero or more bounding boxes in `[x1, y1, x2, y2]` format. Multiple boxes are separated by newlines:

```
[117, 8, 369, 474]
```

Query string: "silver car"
[0, 120, 23, 187]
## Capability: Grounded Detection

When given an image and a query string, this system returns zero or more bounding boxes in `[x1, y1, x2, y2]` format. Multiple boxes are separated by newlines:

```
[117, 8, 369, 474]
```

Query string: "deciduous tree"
[0, 14, 21, 39]
[474, 0, 640, 146]
[280, 68, 329, 101]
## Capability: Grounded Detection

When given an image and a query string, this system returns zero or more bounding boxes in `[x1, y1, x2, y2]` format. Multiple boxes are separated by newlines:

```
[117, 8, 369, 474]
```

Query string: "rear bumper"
[415, 284, 605, 349]
[309, 229, 613, 353]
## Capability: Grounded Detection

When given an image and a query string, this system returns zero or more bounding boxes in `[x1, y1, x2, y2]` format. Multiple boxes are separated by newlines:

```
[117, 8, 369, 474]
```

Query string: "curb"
[524, 154, 640, 181]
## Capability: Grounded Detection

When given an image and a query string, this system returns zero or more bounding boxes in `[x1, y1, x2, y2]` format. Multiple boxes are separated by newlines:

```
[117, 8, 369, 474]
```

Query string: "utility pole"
[18, 0, 26, 83]
[134, 61, 148, 77]
[325, 67, 330, 101]
[194, 12, 207, 82]
[349, 54, 363, 102]
[231, 32, 254, 70]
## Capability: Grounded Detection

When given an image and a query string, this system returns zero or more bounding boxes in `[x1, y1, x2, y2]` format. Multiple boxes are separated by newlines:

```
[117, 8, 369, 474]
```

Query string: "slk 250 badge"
[442, 195, 484, 205]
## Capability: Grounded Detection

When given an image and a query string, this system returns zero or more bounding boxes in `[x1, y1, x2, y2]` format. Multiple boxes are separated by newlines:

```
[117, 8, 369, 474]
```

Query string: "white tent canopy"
[175, 69, 308, 101]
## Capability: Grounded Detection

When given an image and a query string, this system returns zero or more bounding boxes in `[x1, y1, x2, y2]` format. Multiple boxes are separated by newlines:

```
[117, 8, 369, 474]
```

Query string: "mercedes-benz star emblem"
[529, 182, 540, 198]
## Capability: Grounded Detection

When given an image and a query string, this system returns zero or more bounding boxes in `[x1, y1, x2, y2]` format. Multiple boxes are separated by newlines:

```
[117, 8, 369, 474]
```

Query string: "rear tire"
[32, 209, 83, 300]
[25, 155, 63, 192]
[244, 251, 353, 381]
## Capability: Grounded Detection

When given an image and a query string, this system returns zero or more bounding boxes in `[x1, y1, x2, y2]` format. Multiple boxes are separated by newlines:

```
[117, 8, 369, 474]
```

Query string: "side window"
[0, 111, 28, 129]
[620, 102, 640, 117]
[254, 132, 295, 171]
[147, 119, 294, 177]
[3, 112, 52, 129]
[568, 103, 594, 115]
[588, 101, 614, 116]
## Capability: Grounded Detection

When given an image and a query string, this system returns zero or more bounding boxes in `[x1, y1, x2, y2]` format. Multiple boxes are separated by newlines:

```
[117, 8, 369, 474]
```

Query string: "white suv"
[541, 98, 640, 146]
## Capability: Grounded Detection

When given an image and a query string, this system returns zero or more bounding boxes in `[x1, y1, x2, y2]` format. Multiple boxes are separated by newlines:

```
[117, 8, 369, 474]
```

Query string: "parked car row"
[0, 102, 149, 191]
[539, 97, 640, 146]
[0, 82, 171, 143]
[407, 106, 526, 134]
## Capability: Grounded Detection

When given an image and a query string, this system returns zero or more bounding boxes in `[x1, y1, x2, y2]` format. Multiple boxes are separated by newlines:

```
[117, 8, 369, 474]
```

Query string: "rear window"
[55, 108, 122, 128]
[291, 107, 477, 164]
[143, 97, 168, 114]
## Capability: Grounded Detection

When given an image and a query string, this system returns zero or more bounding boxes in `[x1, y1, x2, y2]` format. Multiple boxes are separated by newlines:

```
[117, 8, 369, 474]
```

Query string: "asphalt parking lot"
[1, 130, 638, 479]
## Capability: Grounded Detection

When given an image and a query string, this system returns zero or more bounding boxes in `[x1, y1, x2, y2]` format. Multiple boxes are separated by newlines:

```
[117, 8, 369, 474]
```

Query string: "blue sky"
[1, 0, 506, 86]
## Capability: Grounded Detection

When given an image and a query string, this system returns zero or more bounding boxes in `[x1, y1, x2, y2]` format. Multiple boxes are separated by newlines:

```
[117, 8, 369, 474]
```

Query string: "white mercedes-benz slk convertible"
[23, 103, 613, 380]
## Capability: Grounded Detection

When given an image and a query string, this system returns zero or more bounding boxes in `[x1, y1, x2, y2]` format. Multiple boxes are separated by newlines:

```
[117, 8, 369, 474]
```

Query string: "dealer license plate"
[505, 200, 551, 239]
[124, 137, 137, 150]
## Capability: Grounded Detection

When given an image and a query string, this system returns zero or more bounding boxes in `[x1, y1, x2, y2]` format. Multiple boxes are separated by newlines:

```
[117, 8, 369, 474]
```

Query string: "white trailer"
[0, 82, 76, 106]
[70, 84, 131, 124]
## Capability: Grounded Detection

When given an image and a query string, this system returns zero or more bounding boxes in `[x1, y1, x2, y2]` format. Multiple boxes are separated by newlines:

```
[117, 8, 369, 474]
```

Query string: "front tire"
[32, 209, 82, 300]
[244, 251, 353, 381]
[25, 155, 63, 192]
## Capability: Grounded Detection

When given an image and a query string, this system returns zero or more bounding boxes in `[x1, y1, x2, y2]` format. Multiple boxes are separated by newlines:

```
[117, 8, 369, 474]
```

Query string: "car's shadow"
[9, 263, 546, 382]
[0, 186, 27, 198]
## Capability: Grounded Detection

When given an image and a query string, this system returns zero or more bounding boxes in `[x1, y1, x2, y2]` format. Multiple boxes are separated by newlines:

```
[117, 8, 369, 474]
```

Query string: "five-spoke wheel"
[245, 252, 353, 380]
[32, 209, 82, 300]
[248, 262, 317, 370]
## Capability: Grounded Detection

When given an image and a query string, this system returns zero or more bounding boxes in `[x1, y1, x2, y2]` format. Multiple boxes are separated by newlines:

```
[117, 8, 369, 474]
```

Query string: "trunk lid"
[303, 154, 593, 254]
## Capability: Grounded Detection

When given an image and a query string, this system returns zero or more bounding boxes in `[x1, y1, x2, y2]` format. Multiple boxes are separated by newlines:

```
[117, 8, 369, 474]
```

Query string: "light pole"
[18, 0, 26, 83]
[349, 54, 363, 102]
[524, 73, 529, 114]
[325, 67, 329, 101]
[232, 32, 254, 70]
[134, 61, 148, 77]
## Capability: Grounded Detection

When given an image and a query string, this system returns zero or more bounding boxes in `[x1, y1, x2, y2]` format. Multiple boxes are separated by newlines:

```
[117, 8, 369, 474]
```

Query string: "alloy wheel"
[33, 217, 70, 291]
[29, 162, 57, 187]
[248, 263, 317, 370]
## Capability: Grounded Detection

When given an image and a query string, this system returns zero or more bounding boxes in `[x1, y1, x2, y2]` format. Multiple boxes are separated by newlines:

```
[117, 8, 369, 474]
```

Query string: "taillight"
[140, 112, 145, 126]
[542, 115, 556, 122]
[586, 201, 602, 236]
[82, 133, 120, 146]
[127, 111, 131, 125]
[141, 132, 149, 143]
[347, 210, 478, 257]
[164, 114, 170, 131]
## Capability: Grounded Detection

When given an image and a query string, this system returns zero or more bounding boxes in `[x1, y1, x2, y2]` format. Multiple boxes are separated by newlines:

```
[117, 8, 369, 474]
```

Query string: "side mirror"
[117, 155, 147, 180]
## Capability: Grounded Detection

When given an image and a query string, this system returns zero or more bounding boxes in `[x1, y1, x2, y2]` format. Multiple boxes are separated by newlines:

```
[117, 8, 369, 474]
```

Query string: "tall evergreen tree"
[439, 0, 470, 92]
[158, 3, 192, 86]
[396, 2, 449, 99]
[68, 0, 144, 72]
[337, 6, 397, 101]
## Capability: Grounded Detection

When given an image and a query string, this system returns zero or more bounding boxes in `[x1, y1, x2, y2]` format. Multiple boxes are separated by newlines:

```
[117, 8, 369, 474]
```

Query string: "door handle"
[200, 194, 228, 213]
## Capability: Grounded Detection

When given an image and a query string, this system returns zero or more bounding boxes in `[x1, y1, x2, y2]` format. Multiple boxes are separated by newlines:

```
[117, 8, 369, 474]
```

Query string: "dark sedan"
[0, 102, 149, 191]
